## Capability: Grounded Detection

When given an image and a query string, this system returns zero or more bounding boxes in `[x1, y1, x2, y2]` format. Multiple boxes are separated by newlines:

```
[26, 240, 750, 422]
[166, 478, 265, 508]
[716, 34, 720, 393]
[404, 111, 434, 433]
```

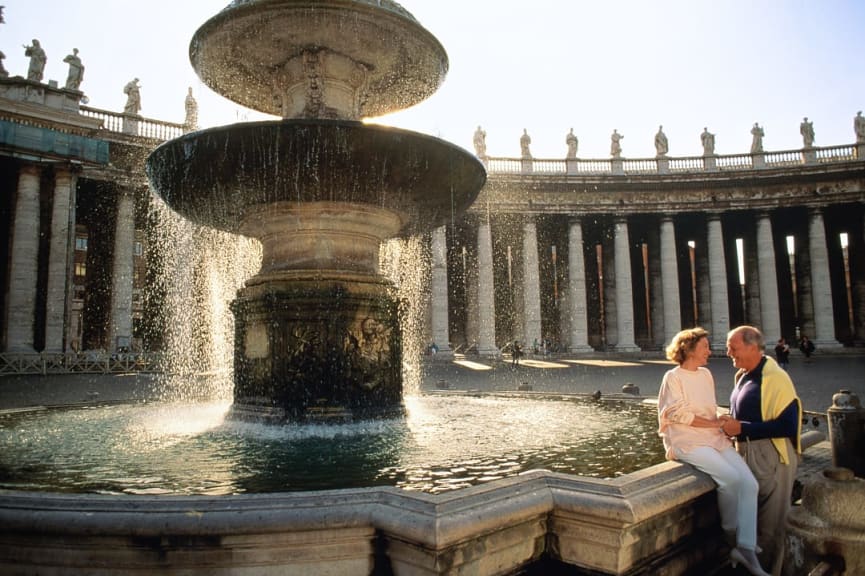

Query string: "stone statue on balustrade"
[654, 125, 669, 157]
[473, 125, 487, 157]
[750, 122, 764, 154]
[854, 111, 865, 144]
[0, 51, 8, 79]
[184, 87, 199, 130]
[123, 78, 142, 115]
[24, 39, 46, 83]
[520, 128, 532, 159]
[565, 128, 578, 159]
[701, 127, 715, 156]
[800, 117, 815, 148]
[63, 48, 84, 91]
[610, 129, 624, 158]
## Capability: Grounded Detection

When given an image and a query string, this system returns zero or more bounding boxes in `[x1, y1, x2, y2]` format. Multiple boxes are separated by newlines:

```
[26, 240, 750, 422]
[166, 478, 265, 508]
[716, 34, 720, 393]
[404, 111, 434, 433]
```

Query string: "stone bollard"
[785, 467, 865, 576]
[827, 390, 865, 477]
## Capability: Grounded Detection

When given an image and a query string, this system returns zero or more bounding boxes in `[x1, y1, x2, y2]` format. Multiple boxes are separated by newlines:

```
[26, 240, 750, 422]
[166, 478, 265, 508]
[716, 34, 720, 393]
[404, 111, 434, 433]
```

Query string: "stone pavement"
[418, 350, 865, 414]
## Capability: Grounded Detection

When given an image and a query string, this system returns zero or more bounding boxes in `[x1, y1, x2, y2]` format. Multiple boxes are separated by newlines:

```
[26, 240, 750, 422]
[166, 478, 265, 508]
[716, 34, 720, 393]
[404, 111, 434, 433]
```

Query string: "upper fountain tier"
[190, 0, 448, 120]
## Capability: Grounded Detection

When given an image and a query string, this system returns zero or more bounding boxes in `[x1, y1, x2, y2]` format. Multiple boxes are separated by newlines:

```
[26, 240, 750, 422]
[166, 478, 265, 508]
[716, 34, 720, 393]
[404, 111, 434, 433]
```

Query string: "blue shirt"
[730, 356, 799, 443]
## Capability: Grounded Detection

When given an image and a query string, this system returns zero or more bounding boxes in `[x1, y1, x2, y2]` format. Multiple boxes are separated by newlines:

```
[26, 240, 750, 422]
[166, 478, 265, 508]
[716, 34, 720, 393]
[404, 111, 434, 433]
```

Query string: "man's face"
[726, 333, 760, 371]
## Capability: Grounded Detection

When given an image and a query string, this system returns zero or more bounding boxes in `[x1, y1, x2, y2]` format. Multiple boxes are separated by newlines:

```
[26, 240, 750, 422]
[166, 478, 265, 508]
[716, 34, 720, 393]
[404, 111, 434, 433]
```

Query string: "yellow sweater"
[736, 356, 802, 465]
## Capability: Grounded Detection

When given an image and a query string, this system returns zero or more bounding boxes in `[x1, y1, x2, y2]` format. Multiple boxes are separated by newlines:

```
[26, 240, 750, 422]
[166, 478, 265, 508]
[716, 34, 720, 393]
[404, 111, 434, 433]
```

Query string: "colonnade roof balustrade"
[484, 145, 860, 175]
[473, 146, 865, 217]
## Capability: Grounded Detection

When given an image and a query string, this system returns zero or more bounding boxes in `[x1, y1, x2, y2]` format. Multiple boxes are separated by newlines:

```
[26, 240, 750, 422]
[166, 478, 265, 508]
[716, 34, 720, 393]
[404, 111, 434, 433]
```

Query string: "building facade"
[1, 74, 864, 371]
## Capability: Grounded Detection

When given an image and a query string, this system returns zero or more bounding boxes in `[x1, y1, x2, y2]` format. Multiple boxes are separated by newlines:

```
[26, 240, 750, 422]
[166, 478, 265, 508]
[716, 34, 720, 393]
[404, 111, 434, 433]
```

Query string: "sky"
[3, 0, 865, 159]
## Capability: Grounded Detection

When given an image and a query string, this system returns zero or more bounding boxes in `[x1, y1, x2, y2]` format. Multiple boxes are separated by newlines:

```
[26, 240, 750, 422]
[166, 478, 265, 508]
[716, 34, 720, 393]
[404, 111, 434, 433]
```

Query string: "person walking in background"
[774, 337, 790, 370]
[798, 335, 815, 361]
[511, 340, 522, 369]
[658, 327, 769, 576]
[723, 326, 802, 576]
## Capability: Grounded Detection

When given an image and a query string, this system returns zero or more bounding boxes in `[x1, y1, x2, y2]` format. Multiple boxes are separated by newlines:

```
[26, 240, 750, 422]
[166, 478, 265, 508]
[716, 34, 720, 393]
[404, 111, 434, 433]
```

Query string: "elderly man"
[721, 325, 801, 576]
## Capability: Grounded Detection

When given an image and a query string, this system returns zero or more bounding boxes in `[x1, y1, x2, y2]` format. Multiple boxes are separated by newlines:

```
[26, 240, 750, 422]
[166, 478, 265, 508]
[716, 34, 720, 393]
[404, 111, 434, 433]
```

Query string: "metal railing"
[0, 352, 166, 376]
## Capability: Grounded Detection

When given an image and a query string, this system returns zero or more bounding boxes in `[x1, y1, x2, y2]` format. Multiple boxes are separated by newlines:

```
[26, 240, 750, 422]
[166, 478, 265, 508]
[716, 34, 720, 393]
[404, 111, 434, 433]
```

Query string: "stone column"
[430, 226, 452, 355]
[613, 217, 640, 351]
[108, 188, 136, 351]
[6, 165, 42, 352]
[522, 219, 542, 350]
[707, 214, 730, 349]
[808, 208, 841, 347]
[567, 218, 593, 352]
[44, 168, 77, 352]
[660, 216, 681, 345]
[476, 220, 498, 356]
[756, 212, 782, 341]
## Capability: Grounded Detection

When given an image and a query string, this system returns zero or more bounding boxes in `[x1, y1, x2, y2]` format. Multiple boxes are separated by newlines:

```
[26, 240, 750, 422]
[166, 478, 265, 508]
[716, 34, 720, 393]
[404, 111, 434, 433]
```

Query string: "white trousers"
[675, 445, 759, 550]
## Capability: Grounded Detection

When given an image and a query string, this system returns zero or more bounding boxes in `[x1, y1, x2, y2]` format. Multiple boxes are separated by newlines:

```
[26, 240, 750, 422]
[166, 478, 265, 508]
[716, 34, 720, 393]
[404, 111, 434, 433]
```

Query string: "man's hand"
[721, 418, 742, 436]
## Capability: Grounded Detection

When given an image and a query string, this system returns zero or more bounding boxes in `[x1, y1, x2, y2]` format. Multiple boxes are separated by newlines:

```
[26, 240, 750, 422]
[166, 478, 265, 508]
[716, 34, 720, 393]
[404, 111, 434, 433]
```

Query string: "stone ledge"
[0, 462, 720, 575]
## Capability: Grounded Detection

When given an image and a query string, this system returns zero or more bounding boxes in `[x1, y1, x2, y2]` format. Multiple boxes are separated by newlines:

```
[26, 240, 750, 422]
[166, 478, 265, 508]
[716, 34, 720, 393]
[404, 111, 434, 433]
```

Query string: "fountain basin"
[146, 120, 485, 238]
[190, 0, 448, 118]
[0, 392, 723, 574]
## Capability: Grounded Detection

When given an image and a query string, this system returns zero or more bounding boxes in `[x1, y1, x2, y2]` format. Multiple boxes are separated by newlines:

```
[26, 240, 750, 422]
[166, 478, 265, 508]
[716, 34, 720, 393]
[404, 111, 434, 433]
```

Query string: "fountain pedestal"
[230, 201, 405, 421]
[231, 274, 402, 422]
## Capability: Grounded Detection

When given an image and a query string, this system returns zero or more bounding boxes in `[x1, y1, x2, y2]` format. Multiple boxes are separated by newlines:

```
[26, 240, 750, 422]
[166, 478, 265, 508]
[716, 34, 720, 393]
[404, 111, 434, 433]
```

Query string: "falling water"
[145, 196, 261, 397]
[380, 234, 432, 394]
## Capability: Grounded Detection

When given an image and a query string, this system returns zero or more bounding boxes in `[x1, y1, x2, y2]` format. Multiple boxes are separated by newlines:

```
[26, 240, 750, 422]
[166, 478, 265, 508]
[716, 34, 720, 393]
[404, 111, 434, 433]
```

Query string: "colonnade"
[427, 205, 860, 355]
[2, 160, 137, 354]
[2, 159, 863, 359]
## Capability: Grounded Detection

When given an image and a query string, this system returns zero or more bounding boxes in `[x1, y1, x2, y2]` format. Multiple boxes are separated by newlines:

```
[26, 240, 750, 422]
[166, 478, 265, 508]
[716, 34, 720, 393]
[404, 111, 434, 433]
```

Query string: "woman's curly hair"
[665, 327, 709, 365]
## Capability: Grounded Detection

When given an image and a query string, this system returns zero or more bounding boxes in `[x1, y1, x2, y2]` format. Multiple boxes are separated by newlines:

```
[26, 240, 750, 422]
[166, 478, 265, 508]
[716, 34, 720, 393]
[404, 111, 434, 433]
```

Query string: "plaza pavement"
[419, 349, 865, 414]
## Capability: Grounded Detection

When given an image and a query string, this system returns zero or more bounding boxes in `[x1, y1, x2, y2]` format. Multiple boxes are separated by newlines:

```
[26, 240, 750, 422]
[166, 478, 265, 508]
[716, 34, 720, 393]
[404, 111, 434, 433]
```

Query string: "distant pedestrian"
[799, 335, 815, 361]
[511, 340, 522, 369]
[774, 338, 790, 370]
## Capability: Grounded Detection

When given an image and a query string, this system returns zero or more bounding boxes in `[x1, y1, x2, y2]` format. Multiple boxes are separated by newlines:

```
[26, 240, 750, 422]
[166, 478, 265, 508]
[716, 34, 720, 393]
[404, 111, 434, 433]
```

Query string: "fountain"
[0, 2, 736, 574]
[145, 0, 485, 422]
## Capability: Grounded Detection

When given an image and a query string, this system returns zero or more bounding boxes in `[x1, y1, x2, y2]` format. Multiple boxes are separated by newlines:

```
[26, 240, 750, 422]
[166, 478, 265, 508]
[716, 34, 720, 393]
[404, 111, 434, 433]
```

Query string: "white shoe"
[730, 547, 770, 576]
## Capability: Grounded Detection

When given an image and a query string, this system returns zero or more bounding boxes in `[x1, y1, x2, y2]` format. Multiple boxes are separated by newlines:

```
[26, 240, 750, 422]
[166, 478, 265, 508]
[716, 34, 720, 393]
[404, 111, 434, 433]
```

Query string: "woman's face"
[688, 336, 711, 366]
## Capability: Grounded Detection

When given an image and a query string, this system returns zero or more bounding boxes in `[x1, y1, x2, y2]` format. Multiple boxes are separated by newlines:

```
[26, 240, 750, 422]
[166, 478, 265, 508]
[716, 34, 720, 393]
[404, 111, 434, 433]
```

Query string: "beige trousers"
[736, 437, 798, 576]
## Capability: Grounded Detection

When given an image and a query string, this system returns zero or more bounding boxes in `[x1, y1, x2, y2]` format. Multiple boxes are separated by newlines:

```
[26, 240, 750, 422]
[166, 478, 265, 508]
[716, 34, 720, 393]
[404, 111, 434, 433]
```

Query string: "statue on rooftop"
[184, 87, 199, 130]
[520, 128, 532, 159]
[24, 39, 46, 83]
[855, 111, 865, 144]
[473, 125, 486, 158]
[654, 125, 669, 157]
[123, 78, 141, 115]
[701, 127, 715, 156]
[610, 129, 624, 158]
[750, 122, 764, 154]
[800, 117, 815, 148]
[63, 48, 84, 91]
[0, 51, 8, 79]
[566, 128, 578, 159]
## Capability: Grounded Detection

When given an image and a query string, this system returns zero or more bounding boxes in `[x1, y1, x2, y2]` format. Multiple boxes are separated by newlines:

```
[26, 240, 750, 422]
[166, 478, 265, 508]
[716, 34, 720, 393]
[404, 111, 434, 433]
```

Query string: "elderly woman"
[658, 327, 769, 576]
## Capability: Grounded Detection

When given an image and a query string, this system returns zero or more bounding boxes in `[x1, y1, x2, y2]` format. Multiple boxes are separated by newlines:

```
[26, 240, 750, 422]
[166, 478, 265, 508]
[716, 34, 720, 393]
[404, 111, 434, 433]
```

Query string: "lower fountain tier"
[230, 273, 402, 422]
[145, 119, 486, 238]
